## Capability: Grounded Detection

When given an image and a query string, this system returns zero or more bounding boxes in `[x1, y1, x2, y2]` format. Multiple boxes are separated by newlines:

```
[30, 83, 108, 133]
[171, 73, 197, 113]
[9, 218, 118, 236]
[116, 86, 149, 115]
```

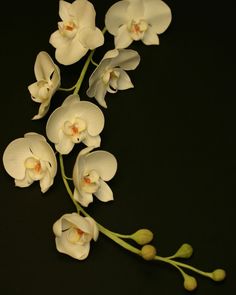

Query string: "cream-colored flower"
[3, 133, 57, 193]
[46, 94, 104, 154]
[28, 52, 60, 120]
[105, 0, 172, 48]
[49, 0, 104, 65]
[87, 49, 140, 108]
[73, 147, 117, 207]
[53, 213, 99, 260]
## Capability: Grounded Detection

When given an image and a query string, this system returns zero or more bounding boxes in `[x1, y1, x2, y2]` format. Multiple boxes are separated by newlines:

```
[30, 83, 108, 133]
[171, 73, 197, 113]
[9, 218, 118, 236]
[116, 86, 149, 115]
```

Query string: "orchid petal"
[105, 1, 129, 35]
[82, 134, 101, 148]
[34, 51, 55, 81]
[94, 179, 114, 202]
[109, 49, 140, 70]
[142, 26, 160, 45]
[117, 69, 134, 90]
[55, 234, 90, 260]
[73, 187, 93, 207]
[115, 24, 133, 49]
[84, 151, 117, 181]
[79, 27, 104, 50]
[144, 0, 172, 34]
[3, 138, 33, 179]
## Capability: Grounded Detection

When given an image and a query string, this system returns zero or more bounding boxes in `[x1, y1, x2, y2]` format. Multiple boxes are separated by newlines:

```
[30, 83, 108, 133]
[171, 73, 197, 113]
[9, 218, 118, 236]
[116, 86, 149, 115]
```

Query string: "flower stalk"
[59, 153, 226, 291]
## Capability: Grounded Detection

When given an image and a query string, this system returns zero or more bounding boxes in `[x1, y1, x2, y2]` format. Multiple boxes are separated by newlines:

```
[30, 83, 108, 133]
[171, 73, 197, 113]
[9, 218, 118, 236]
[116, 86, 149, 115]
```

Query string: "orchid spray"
[3, 0, 226, 292]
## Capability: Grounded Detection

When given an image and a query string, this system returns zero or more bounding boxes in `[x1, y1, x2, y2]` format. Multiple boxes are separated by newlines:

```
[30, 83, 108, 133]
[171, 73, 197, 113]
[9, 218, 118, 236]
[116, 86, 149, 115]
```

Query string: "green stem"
[59, 153, 215, 281]
[59, 84, 77, 92]
[73, 50, 95, 95]
[154, 255, 212, 279]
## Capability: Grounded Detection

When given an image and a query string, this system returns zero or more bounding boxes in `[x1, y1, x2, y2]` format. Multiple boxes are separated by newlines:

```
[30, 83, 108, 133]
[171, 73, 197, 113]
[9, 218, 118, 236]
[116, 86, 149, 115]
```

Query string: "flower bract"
[3, 133, 57, 193]
[46, 94, 104, 154]
[49, 0, 104, 65]
[53, 213, 99, 260]
[105, 0, 172, 48]
[28, 51, 60, 120]
[87, 48, 140, 107]
[73, 147, 117, 207]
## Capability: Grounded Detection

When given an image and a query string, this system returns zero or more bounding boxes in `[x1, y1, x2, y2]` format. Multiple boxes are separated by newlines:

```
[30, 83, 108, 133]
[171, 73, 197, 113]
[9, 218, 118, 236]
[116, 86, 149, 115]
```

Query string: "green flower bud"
[174, 243, 193, 259]
[141, 244, 156, 260]
[212, 269, 226, 281]
[184, 275, 197, 291]
[132, 229, 154, 245]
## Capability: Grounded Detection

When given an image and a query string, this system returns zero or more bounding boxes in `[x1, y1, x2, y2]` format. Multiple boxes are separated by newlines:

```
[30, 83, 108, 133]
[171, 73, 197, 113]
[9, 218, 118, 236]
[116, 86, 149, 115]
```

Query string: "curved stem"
[154, 255, 212, 279]
[59, 84, 77, 92]
[73, 50, 95, 95]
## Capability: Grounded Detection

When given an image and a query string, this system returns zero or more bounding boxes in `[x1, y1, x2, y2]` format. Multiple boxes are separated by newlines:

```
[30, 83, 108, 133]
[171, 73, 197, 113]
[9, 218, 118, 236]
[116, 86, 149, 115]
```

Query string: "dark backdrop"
[0, 0, 235, 294]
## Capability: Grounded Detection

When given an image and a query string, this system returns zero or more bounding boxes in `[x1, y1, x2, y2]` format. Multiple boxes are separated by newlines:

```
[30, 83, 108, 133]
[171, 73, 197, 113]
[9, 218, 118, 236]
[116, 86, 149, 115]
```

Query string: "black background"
[0, 0, 235, 294]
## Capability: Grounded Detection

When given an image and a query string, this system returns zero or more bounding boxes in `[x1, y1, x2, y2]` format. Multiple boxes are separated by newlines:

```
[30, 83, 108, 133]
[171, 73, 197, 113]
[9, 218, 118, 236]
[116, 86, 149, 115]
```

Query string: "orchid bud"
[212, 269, 226, 281]
[132, 229, 154, 245]
[174, 243, 193, 259]
[141, 245, 156, 261]
[184, 275, 197, 291]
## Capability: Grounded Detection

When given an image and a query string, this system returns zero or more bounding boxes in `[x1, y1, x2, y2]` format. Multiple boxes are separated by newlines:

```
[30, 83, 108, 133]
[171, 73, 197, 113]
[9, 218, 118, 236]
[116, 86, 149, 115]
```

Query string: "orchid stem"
[59, 84, 77, 91]
[73, 50, 95, 95]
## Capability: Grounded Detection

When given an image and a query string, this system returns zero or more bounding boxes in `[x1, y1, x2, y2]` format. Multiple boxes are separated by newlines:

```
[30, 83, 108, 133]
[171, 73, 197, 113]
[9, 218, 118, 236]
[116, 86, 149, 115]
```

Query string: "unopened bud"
[132, 229, 154, 245]
[175, 243, 193, 259]
[212, 269, 226, 281]
[184, 275, 197, 291]
[141, 244, 156, 260]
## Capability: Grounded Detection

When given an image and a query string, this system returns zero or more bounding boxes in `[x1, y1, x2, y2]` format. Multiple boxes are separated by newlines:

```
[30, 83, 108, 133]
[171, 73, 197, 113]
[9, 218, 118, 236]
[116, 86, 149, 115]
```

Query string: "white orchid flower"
[73, 147, 117, 207]
[3, 133, 57, 193]
[87, 49, 140, 108]
[49, 0, 104, 65]
[53, 213, 99, 260]
[28, 52, 60, 120]
[105, 0, 172, 48]
[46, 94, 104, 154]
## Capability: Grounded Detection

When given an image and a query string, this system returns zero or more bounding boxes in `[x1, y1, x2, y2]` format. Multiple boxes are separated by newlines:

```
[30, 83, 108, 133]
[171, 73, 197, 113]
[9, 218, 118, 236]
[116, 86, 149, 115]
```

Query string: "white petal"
[55, 235, 90, 260]
[53, 218, 62, 237]
[84, 217, 99, 241]
[79, 27, 104, 50]
[32, 102, 50, 120]
[105, 1, 129, 35]
[117, 69, 134, 90]
[84, 151, 117, 181]
[40, 170, 53, 193]
[62, 94, 80, 106]
[49, 30, 66, 49]
[144, 0, 172, 34]
[115, 24, 133, 49]
[62, 213, 89, 233]
[15, 171, 34, 188]
[73, 187, 93, 207]
[82, 134, 101, 148]
[28, 82, 41, 102]
[53, 36, 88, 65]
[142, 26, 160, 45]
[94, 179, 114, 202]
[34, 51, 55, 81]
[24, 133, 57, 177]
[110, 49, 140, 70]
[102, 49, 119, 61]
[3, 138, 32, 179]
[59, 0, 72, 21]
[72, 0, 96, 28]
[55, 132, 74, 154]
[127, 0, 144, 20]
[92, 80, 108, 108]
[74, 101, 105, 136]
